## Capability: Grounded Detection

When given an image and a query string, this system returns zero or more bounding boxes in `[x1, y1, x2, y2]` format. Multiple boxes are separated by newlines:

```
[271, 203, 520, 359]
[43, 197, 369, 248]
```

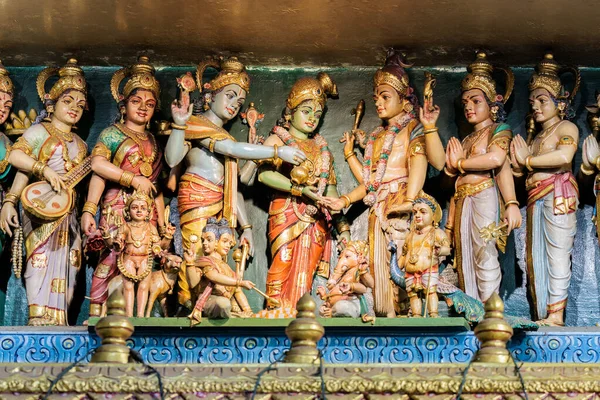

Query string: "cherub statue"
[101, 190, 176, 317]
[397, 193, 450, 318]
[183, 218, 255, 325]
[317, 240, 375, 322]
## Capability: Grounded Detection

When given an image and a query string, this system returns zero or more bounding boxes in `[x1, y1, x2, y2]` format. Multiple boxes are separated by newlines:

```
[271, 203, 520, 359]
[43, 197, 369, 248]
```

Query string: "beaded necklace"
[116, 123, 157, 177]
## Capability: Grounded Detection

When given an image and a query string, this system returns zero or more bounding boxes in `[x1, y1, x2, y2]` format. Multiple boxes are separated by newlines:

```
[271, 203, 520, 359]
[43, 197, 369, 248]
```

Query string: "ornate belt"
[454, 178, 494, 200]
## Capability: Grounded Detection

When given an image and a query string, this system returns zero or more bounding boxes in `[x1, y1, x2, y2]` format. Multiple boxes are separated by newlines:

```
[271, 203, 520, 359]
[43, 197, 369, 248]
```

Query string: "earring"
[558, 104, 566, 120]
[44, 104, 54, 122]
[491, 106, 498, 122]
[146, 120, 151, 130]
[203, 93, 212, 111]
[403, 101, 413, 113]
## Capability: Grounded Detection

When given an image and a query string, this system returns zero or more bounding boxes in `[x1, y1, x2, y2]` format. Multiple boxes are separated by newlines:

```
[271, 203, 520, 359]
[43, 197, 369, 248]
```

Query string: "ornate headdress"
[36, 58, 87, 103]
[414, 191, 443, 225]
[110, 56, 160, 103]
[286, 72, 338, 110]
[461, 52, 514, 103]
[528, 53, 580, 101]
[0, 60, 14, 96]
[125, 189, 154, 209]
[196, 56, 250, 94]
[373, 49, 412, 96]
[345, 240, 369, 261]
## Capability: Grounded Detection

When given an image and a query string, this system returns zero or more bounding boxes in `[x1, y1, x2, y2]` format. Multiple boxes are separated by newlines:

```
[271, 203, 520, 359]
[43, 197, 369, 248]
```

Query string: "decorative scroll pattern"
[2, 328, 600, 364]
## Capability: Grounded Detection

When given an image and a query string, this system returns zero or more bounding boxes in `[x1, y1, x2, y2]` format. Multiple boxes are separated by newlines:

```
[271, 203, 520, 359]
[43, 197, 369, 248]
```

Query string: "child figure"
[101, 190, 175, 317]
[183, 218, 255, 325]
[399, 192, 451, 318]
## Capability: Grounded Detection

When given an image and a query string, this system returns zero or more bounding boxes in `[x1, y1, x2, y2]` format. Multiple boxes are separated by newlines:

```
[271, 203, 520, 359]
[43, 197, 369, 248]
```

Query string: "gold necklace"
[463, 124, 492, 158]
[42, 122, 81, 171]
[116, 123, 156, 177]
[534, 120, 563, 155]
[129, 226, 147, 248]
[407, 228, 435, 265]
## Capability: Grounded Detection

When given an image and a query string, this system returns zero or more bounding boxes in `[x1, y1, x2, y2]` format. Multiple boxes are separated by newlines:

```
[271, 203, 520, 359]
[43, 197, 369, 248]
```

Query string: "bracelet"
[581, 163, 596, 176]
[505, 200, 520, 207]
[444, 224, 454, 231]
[291, 184, 303, 197]
[236, 278, 242, 287]
[208, 138, 216, 153]
[525, 155, 534, 172]
[405, 197, 415, 203]
[272, 144, 283, 168]
[336, 219, 350, 233]
[170, 123, 188, 130]
[443, 166, 458, 177]
[341, 195, 351, 209]
[82, 201, 98, 216]
[162, 232, 174, 240]
[423, 127, 439, 135]
[240, 224, 252, 231]
[457, 158, 466, 175]
[512, 169, 525, 178]
[119, 170, 135, 188]
[2, 193, 18, 206]
[344, 151, 356, 161]
[595, 156, 600, 172]
[32, 161, 46, 179]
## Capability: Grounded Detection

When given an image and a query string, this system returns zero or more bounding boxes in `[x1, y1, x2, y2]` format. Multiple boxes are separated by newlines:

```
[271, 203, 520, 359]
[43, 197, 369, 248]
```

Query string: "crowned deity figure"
[0, 61, 17, 236]
[247, 73, 351, 316]
[166, 57, 306, 311]
[443, 52, 521, 303]
[322, 50, 444, 317]
[511, 54, 580, 326]
[0, 59, 89, 325]
[82, 56, 167, 318]
[579, 92, 600, 243]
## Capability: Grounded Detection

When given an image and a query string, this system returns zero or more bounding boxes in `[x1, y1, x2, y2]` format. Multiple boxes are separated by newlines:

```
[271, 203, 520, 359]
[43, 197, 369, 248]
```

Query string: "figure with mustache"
[0, 59, 88, 325]
[511, 54, 580, 326]
[166, 57, 306, 312]
[444, 53, 520, 304]
[81, 57, 167, 318]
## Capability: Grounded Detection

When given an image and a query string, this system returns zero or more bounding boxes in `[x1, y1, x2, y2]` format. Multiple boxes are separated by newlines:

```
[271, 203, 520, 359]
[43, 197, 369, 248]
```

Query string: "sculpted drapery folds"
[166, 57, 306, 311]
[82, 56, 166, 318]
[511, 53, 580, 327]
[444, 52, 520, 303]
[1, 59, 89, 326]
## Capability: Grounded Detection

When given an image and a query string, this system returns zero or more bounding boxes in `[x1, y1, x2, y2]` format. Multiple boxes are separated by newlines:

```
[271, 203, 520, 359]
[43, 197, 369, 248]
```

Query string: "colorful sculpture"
[166, 57, 306, 312]
[1, 59, 89, 325]
[322, 50, 436, 317]
[444, 52, 520, 303]
[511, 53, 580, 326]
[580, 92, 600, 242]
[0, 61, 16, 238]
[83, 56, 166, 318]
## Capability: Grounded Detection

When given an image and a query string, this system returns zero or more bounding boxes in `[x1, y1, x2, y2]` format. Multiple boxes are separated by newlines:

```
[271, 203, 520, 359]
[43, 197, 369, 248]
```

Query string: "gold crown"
[461, 52, 514, 103]
[0, 60, 14, 96]
[36, 58, 87, 102]
[110, 56, 160, 103]
[287, 72, 338, 110]
[196, 56, 250, 94]
[414, 191, 443, 224]
[346, 240, 369, 260]
[528, 53, 580, 101]
[373, 70, 410, 96]
[125, 189, 154, 208]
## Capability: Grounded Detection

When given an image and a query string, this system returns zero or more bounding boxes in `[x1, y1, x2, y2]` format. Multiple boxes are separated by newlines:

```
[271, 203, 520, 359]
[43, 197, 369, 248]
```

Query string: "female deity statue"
[444, 52, 520, 303]
[0, 61, 17, 236]
[167, 57, 306, 310]
[81, 56, 166, 318]
[0, 59, 89, 325]
[322, 50, 443, 317]
[251, 72, 350, 316]
[511, 53, 580, 326]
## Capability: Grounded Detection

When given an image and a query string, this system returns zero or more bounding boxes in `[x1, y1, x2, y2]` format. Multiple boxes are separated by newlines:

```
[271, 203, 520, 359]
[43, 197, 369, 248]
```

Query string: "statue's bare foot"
[536, 315, 564, 327]
[231, 310, 254, 318]
[28, 316, 56, 326]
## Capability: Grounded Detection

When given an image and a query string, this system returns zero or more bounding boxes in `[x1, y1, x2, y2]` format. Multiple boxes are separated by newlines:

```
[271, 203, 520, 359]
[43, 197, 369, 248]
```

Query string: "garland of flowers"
[272, 126, 332, 196]
[362, 113, 415, 206]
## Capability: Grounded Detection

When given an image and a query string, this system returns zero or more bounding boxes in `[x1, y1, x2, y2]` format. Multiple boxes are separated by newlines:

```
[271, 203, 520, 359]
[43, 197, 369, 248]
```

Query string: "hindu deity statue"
[444, 52, 520, 303]
[247, 72, 350, 317]
[317, 240, 375, 321]
[580, 92, 600, 243]
[82, 56, 166, 318]
[100, 190, 176, 317]
[398, 193, 450, 318]
[322, 50, 436, 317]
[166, 57, 306, 311]
[183, 218, 255, 324]
[0, 61, 17, 237]
[0, 59, 89, 325]
[511, 53, 580, 326]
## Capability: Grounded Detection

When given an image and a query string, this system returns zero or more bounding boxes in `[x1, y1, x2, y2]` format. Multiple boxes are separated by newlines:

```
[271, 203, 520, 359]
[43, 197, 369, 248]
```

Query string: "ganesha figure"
[317, 240, 375, 321]
[166, 57, 306, 311]
[82, 56, 167, 318]
[322, 49, 445, 317]
[511, 53, 580, 326]
[444, 52, 520, 303]
[1, 59, 89, 325]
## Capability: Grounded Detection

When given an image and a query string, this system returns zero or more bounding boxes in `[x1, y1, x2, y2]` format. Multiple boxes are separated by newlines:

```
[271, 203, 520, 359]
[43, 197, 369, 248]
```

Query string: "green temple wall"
[0, 64, 596, 324]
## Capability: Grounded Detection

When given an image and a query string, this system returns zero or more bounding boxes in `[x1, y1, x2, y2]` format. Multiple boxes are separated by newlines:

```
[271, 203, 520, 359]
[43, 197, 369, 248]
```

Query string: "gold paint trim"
[271, 220, 311, 256]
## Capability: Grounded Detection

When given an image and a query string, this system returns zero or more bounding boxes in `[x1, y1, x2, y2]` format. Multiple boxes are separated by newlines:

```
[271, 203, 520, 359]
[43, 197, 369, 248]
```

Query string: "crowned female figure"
[167, 57, 305, 310]
[0, 59, 88, 325]
[252, 73, 350, 316]
[0, 61, 17, 236]
[444, 53, 520, 303]
[511, 54, 580, 326]
[81, 56, 166, 318]
[322, 50, 434, 317]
